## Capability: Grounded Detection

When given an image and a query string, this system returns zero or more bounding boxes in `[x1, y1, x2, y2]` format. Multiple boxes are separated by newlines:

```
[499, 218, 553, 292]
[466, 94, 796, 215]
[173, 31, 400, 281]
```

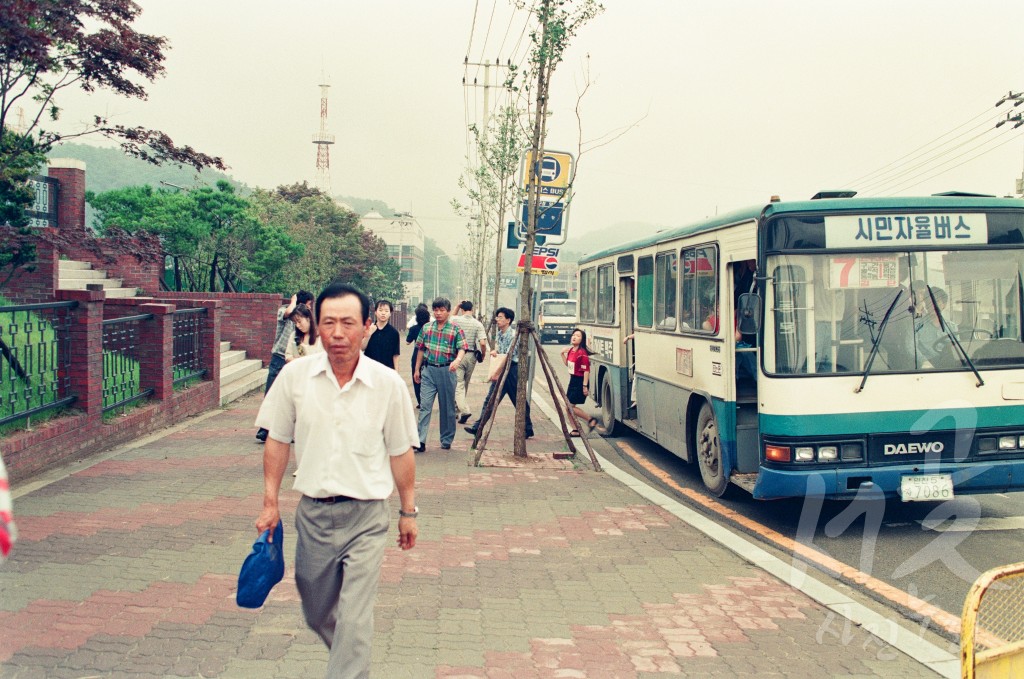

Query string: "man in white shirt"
[255, 282, 419, 678]
[451, 300, 489, 424]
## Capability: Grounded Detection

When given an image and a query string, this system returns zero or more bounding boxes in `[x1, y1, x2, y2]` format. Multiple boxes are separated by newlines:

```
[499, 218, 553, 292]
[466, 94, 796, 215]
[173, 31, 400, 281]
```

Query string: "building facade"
[360, 211, 425, 306]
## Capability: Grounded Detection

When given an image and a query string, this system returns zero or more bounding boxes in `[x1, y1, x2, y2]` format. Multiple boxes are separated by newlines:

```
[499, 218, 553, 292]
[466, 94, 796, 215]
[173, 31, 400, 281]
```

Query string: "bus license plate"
[899, 474, 954, 502]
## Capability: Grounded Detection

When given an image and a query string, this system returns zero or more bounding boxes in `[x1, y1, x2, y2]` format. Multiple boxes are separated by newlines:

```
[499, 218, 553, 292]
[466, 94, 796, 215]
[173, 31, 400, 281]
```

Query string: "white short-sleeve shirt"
[255, 351, 419, 500]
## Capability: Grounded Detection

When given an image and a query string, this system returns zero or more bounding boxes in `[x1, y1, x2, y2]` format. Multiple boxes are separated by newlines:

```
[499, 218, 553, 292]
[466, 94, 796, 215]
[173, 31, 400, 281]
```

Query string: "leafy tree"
[0, 0, 224, 232]
[511, 0, 604, 455]
[453, 104, 527, 316]
[249, 187, 404, 301]
[0, 131, 46, 288]
[88, 181, 303, 293]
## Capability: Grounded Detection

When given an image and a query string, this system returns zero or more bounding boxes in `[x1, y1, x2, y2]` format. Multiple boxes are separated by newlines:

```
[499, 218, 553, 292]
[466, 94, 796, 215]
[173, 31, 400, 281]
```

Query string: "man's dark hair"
[315, 282, 370, 323]
[415, 304, 431, 325]
[495, 306, 515, 322]
[296, 290, 314, 305]
[459, 300, 473, 312]
[431, 297, 451, 311]
[375, 299, 393, 313]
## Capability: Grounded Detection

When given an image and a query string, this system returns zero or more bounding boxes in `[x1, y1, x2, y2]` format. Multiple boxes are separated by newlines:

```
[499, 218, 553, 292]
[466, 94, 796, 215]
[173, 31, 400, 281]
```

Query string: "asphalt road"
[537, 341, 1023, 638]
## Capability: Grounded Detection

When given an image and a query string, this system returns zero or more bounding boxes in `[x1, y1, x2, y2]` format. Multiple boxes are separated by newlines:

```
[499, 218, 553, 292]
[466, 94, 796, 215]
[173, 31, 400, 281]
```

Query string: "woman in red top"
[560, 328, 599, 435]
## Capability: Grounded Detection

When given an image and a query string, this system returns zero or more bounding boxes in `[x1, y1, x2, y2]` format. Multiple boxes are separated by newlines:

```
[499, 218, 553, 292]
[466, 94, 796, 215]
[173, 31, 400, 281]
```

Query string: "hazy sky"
[54, 1, 1024, 243]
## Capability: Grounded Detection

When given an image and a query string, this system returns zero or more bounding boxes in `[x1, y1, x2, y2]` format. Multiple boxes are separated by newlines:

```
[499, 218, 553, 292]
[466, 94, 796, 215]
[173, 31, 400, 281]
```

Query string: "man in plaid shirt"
[413, 298, 469, 451]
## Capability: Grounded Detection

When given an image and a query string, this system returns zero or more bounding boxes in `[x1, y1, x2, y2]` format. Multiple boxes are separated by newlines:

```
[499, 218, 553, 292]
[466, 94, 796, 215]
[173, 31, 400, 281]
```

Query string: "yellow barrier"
[962, 562, 1024, 678]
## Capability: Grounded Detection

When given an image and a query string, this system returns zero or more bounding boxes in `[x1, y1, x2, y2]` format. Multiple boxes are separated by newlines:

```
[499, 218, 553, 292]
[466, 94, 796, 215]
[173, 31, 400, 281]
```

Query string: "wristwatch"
[399, 506, 419, 518]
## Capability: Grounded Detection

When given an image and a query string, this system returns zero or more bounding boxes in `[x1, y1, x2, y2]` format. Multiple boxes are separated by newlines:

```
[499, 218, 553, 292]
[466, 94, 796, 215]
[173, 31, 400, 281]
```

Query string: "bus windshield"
[764, 249, 1024, 375]
[541, 301, 577, 317]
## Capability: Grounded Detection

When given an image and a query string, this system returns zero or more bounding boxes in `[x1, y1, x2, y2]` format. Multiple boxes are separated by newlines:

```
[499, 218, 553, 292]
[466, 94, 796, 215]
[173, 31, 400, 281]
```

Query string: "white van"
[537, 299, 578, 344]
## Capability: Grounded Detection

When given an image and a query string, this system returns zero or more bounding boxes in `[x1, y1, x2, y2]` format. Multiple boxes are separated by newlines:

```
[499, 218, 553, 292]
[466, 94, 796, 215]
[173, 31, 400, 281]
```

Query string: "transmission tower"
[312, 78, 336, 194]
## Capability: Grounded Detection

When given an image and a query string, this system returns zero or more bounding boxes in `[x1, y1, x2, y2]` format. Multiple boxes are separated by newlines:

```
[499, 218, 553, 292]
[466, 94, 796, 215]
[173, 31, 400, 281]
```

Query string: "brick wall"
[159, 292, 283, 365]
[47, 161, 87, 236]
[1, 383, 219, 483]
[1, 292, 222, 483]
[0, 233, 59, 305]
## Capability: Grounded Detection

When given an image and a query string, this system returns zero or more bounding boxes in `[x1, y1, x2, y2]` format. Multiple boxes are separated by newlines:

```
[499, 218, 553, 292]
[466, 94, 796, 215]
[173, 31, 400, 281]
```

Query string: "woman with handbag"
[561, 328, 598, 435]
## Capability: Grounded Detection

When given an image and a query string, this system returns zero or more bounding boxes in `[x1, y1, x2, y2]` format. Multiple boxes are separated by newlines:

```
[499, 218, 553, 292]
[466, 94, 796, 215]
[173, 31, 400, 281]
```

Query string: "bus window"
[579, 267, 596, 323]
[636, 256, 653, 328]
[680, 245, 718, 333]
[655, 251, 678, 330]
[597, 263, 616, 324]
[771, 263, 809, 374]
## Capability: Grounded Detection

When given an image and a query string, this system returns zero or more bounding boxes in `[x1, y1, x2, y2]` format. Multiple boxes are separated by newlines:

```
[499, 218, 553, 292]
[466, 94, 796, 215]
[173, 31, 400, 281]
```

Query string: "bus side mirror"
[737, 293, 761, 334]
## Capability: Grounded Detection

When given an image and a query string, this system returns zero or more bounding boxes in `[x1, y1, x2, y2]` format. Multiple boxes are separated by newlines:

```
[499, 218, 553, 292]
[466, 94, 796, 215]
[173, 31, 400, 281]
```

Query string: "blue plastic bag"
[236, 520, 284, 608]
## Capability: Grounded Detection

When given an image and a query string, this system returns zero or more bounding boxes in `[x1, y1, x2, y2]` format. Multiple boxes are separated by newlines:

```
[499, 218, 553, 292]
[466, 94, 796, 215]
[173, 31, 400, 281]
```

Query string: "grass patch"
[0, 295, 63, 432]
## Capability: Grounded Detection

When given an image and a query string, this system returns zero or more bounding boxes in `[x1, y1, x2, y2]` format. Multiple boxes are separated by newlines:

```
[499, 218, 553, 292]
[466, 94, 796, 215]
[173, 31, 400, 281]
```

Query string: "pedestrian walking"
[362, 299, 400, 370]
[256, 290, 313, 442]
[405, 304, 430, 409]
[413, 297, 468, 451]
[284, 304, 323, 361]
[561, 328, 599, 434]
[463, 306, 534, 438]
[451, 300, 488, 424]
[254, 282, 419, 679]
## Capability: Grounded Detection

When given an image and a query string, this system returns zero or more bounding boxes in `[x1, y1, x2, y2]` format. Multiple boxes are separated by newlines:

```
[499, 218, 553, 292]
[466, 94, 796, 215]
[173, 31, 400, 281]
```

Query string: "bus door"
[623, 276, 636, 419]
[731, 259, 760, 473]
[732, 259, 759, 402]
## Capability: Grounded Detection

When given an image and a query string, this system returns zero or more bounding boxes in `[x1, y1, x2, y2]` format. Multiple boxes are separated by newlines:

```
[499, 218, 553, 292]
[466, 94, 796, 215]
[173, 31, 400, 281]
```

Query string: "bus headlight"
[818, 446, 839, 461]
[794, 446, 815, 462]
[1000, 435, 1017, 450]
[840, 443, 863, 461]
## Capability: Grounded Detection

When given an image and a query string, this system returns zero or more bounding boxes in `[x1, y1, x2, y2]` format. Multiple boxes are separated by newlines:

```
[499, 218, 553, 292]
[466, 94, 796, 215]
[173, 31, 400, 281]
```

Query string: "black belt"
[426, 361, 452, 367]
[307, 494, 356, 504]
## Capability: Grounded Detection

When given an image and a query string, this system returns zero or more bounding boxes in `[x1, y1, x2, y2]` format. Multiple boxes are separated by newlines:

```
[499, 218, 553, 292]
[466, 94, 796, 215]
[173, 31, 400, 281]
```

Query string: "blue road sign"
[519, 200, 564, 238]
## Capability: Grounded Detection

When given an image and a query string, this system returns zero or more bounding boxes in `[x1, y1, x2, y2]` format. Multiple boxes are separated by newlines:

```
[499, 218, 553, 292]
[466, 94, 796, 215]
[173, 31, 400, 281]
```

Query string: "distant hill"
[562, 220, 666, 261]
[45, 142, 397, 228]
[46, 142, 244, 196]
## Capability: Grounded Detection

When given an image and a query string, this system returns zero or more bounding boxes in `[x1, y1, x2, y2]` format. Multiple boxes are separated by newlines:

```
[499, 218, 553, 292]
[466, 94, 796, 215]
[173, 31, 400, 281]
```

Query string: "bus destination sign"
[824, 213, 988, 248]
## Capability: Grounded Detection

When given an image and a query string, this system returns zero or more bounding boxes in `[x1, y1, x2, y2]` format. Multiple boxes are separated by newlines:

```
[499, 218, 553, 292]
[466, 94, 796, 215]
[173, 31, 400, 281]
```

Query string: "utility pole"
[463, 58, 510, 318]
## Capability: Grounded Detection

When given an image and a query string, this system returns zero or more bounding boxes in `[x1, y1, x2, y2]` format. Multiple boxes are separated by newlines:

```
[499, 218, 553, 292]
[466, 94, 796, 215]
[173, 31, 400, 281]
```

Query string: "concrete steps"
[218, 340, 266, 406]
[57, 259, 139, 298]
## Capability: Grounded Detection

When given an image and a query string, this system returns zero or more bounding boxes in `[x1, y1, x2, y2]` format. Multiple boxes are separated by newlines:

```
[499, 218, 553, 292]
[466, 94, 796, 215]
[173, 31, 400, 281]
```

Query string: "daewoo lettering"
[884, 441, 945, 456]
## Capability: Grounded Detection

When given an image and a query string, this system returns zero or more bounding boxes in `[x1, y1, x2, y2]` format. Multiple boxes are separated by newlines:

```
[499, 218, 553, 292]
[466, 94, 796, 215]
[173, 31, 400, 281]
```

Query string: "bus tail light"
[766, 445, 791, 462]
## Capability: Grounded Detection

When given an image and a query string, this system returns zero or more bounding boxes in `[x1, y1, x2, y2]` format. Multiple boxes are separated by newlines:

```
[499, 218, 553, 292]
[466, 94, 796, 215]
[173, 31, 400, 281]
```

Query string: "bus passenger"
[916, 288, 956, 365]
[561, 329, 599, 434]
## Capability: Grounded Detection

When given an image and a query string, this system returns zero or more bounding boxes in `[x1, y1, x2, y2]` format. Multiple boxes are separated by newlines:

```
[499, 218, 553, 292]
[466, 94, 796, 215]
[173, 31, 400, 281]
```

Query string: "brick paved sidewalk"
[0, 356, 942, 678]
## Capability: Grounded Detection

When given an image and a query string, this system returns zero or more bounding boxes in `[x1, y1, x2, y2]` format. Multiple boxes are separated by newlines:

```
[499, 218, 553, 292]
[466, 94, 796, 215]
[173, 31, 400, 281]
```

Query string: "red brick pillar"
[197, 300, 222, 386]
[57, 288, 105, 418]
[47, 159, 87, 237]
[138, 303, 175, 401]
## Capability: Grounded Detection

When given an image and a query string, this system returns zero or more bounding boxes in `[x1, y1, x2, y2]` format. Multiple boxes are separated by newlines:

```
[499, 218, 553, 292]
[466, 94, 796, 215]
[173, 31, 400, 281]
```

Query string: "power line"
[858, 118, 1005, 194]
[465, 0, 479, 61]
[842, 105, 998, 188]
[864, 127, 1022, 196]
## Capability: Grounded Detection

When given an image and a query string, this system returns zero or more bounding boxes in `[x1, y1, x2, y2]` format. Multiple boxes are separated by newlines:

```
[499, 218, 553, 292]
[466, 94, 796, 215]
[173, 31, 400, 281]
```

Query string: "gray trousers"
[295, 496, 389, 679]
[454, 353, 478, 417]
[418, 364, 456, 446]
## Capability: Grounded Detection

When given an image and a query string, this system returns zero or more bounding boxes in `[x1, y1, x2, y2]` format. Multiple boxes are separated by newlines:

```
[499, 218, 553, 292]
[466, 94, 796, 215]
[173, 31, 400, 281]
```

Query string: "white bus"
[578, 192, 1024, 500]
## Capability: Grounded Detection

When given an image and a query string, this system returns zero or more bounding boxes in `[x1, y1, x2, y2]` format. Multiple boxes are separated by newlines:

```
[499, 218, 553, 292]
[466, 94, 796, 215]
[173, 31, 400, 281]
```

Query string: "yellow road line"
[617, 440, 963, 637]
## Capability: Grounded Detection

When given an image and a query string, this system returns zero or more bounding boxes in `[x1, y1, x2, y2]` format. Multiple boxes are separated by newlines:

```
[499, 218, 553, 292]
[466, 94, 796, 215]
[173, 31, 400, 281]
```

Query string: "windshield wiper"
[855, 289, 903, 394]
[924, 285, 984, 387]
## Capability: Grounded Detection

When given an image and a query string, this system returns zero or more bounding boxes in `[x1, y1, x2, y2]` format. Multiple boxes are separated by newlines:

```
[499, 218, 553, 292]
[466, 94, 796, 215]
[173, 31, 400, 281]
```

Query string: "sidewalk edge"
[531, 391, 958, 679]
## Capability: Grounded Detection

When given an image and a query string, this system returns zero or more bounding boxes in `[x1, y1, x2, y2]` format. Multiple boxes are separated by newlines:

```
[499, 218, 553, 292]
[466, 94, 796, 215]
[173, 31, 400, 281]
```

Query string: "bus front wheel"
[695, 402, 728, 496]
[599, 378, 620, 437]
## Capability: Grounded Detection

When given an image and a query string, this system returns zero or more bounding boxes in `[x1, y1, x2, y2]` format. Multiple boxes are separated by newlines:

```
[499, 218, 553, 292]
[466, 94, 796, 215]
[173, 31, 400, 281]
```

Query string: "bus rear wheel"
[599, 378, 619, 437]
[695, 402, 728, 496]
